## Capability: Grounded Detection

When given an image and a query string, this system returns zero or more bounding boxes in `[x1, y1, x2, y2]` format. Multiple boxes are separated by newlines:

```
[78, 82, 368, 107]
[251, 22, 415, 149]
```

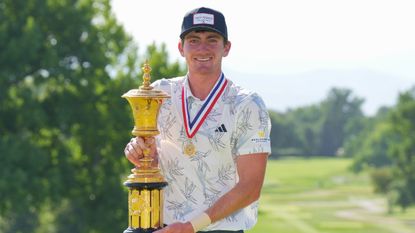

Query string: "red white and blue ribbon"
[182, 73, 228, 138]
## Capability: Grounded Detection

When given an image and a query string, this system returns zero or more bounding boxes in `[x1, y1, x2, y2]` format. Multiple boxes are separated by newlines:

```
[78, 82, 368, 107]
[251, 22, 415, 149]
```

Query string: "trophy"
[122, 62, 170, 233]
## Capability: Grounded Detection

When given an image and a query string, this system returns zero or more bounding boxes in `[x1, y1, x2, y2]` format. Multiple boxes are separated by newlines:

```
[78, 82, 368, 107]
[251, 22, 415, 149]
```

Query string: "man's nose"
[197, 41, 210, 51]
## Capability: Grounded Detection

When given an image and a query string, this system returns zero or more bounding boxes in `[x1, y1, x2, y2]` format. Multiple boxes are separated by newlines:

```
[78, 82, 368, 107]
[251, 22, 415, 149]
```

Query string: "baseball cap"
[180, 7, 228, 40]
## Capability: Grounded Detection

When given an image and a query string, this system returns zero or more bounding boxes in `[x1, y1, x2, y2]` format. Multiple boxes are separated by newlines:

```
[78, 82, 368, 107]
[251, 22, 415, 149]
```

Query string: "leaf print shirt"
[152, 75, 271, 231]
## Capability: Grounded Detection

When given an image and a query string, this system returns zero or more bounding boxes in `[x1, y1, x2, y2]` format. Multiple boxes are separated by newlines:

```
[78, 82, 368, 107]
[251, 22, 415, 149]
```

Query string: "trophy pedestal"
[123, 168, 167, 233]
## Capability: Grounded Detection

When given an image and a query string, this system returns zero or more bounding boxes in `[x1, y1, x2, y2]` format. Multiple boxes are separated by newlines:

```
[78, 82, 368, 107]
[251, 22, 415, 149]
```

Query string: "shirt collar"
[184, 73, 225, 102]
[184, 76, 198, 101]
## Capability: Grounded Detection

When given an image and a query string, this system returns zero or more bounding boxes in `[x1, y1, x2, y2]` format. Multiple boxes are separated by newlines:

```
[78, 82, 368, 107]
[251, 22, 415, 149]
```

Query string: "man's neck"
[187, 72, 222, 100]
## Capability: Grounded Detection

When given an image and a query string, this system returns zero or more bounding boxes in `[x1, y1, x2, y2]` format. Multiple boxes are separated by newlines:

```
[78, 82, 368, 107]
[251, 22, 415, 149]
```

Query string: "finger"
[144, 137, 157, 154]
[144, 137, 155, 145]
[126, 143, 139, 156]
[134, 136, 146, 147]
[133, 137, 148, 154]
[124, 145, 141, 167]
[130, 142, 143, 158]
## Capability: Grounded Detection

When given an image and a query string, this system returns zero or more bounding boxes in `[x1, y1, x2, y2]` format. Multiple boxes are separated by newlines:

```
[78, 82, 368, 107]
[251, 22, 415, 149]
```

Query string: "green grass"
[247, 157, 415, 233]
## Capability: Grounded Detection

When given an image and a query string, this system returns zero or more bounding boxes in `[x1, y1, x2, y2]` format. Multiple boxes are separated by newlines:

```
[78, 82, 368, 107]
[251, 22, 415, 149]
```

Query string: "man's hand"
[154, 222, 194, 233]
[124, 136, 157, 167]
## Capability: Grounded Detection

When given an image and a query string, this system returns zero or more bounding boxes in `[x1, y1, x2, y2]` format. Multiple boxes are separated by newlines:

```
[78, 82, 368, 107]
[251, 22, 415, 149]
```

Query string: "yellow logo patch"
[258, 131, 265, 138]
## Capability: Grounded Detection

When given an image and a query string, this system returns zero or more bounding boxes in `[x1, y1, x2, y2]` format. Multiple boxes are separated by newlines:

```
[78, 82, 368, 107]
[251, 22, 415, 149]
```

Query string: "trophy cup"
[122, 62, 170, 233]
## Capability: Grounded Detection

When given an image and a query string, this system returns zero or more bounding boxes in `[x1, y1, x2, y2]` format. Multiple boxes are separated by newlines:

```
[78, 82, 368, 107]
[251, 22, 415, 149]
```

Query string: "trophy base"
[124, 182, 168, 232]
[123, 225, 166, 233]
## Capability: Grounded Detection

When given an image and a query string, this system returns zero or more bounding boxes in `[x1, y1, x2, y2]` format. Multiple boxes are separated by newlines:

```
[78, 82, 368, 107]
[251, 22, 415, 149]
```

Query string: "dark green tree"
[318, 88, 365, 156]
[0, 0, 184, 232]
[388, 87, 415, 210]
[144, 42, 184, 80]
[345, 107, 396, 172]
[286, 105, 323, 156]
[269, 110, 304, 156]
[268, 88, 365, 157]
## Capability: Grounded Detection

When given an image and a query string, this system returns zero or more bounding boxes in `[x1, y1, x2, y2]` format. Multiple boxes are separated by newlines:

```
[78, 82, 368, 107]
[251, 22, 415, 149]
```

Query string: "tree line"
[1, 0, 414, 232]
[269, 84, 415, 212]
[269, 87, 365, 157]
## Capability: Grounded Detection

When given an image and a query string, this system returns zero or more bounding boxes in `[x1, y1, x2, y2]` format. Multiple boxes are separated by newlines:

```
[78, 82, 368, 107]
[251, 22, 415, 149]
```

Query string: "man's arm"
[204, 152, 268, 222]
[155, 152, 268, 233]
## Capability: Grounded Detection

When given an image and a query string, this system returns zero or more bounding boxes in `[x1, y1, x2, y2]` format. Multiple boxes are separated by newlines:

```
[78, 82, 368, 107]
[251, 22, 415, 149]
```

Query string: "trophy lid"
[122, 61, 170, 99]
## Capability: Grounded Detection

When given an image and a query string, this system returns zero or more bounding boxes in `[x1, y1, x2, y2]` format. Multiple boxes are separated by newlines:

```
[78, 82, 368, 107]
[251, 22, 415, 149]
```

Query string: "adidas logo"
[215, 124, 227, 133]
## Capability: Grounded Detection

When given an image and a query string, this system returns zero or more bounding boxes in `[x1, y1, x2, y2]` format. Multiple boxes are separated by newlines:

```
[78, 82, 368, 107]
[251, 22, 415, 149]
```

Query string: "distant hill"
[226, 68, 415, 116]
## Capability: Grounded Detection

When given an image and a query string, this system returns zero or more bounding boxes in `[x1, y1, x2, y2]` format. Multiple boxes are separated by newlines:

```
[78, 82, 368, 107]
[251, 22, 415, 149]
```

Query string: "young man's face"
[178, 31, 231, 76]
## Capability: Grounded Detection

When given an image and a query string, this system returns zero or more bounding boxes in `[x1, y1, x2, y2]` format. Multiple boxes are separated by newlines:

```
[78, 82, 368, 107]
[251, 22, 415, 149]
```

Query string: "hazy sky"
[111, 0, 415, 115]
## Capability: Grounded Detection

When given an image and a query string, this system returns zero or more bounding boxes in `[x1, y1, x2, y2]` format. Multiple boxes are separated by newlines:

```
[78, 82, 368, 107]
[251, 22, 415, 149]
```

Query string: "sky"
[111, 0, 415, 116]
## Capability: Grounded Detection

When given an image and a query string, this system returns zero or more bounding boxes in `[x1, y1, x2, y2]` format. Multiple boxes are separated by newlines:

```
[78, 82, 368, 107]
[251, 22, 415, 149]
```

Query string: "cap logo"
[193, 13, 214, 25]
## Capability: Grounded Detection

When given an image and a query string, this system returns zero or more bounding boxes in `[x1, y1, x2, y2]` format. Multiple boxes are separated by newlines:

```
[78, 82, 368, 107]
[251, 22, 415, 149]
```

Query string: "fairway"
[247, 157, 415, 233]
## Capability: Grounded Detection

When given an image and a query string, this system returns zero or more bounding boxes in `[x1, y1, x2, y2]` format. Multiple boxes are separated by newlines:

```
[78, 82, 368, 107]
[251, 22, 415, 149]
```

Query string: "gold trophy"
[122, 62, 170, 233]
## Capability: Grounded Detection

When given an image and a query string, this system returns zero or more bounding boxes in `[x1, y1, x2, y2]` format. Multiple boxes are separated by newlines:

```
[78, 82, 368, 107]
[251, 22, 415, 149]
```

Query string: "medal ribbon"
[182, 73, 228, 138]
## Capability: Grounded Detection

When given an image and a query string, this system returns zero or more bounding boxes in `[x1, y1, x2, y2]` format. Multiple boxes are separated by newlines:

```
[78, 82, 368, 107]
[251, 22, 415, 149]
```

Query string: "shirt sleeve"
[233, 93, 272, 156]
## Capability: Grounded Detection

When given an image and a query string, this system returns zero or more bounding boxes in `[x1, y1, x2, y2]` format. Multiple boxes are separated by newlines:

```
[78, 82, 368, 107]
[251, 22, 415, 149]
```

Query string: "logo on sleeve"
[251, 130, 270, 143]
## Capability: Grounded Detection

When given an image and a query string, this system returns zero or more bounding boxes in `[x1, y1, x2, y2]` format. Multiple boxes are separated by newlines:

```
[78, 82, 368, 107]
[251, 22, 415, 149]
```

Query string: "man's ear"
[178, 41, 185, 57]
[223, 41, 232, 57]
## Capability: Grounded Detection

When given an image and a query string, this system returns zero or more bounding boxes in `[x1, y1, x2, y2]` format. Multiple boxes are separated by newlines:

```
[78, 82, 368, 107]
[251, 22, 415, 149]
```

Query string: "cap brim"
[180, 26, 227, 40]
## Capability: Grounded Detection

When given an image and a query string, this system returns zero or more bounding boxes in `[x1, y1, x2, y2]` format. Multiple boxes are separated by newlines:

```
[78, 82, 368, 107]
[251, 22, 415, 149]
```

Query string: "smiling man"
[124, 7, 272, 233]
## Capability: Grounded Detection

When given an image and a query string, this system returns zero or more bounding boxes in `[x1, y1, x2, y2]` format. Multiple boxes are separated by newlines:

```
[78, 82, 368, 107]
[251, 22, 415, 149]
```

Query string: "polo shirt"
[152, 74, 271, 231]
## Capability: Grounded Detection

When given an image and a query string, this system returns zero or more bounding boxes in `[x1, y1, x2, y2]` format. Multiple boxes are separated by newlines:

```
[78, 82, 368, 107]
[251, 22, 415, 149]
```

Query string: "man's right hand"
[124, 137, 157, 167]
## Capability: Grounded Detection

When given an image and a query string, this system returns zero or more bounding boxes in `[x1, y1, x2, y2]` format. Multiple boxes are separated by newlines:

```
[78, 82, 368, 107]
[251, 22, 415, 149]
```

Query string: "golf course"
[247, 157, 415, 233]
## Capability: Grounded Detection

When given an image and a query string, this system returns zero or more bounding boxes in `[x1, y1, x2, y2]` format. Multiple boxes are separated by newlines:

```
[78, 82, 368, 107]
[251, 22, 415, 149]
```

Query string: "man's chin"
[192, 66, 214, 74]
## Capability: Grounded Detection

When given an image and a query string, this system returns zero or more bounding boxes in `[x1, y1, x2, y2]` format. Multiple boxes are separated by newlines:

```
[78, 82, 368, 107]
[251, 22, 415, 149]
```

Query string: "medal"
[181, 73, 228, 156]
[184, 141, 196, 157]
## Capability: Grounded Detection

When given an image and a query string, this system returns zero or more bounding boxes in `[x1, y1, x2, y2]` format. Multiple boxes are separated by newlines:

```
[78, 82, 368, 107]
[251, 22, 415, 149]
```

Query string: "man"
[124, 7, 271, 233]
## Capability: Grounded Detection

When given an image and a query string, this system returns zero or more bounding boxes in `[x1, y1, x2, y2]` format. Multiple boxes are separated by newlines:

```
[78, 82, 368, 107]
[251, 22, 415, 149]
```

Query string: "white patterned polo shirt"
[152, 74, 271, 231]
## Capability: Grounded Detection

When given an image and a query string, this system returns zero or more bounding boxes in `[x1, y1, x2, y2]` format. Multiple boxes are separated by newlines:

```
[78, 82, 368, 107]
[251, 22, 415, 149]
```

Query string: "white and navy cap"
[180, 7, 228, 40]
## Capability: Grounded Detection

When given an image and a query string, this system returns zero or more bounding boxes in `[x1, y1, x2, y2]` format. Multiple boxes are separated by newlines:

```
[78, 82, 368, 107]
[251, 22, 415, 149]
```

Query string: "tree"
[268, 88, 365, 157]
[318, 88, 365, 156]
[144, 43, 184, 80]
[388, 87, 415, 210]
[286, 105, 323, 156]
[0, 0, 184, 232]
[269, 110, 304, 156]
[344, 108, 395, 172]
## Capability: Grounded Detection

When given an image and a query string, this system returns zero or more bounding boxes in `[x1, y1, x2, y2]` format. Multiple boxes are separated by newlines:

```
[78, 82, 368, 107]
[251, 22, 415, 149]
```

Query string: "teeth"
[196, 57, 210, 61]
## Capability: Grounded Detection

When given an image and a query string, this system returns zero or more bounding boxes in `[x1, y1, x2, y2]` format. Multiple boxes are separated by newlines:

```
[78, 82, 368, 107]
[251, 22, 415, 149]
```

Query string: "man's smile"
[194, 57, 213, 62]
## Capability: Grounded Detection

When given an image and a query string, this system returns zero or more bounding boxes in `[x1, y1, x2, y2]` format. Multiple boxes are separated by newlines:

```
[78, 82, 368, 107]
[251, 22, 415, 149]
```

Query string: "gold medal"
[184, 142, 196, 157]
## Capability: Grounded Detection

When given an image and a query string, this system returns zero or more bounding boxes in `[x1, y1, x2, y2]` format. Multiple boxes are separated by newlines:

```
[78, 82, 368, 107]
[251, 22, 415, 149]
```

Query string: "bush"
[370, 167, 393, 194]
